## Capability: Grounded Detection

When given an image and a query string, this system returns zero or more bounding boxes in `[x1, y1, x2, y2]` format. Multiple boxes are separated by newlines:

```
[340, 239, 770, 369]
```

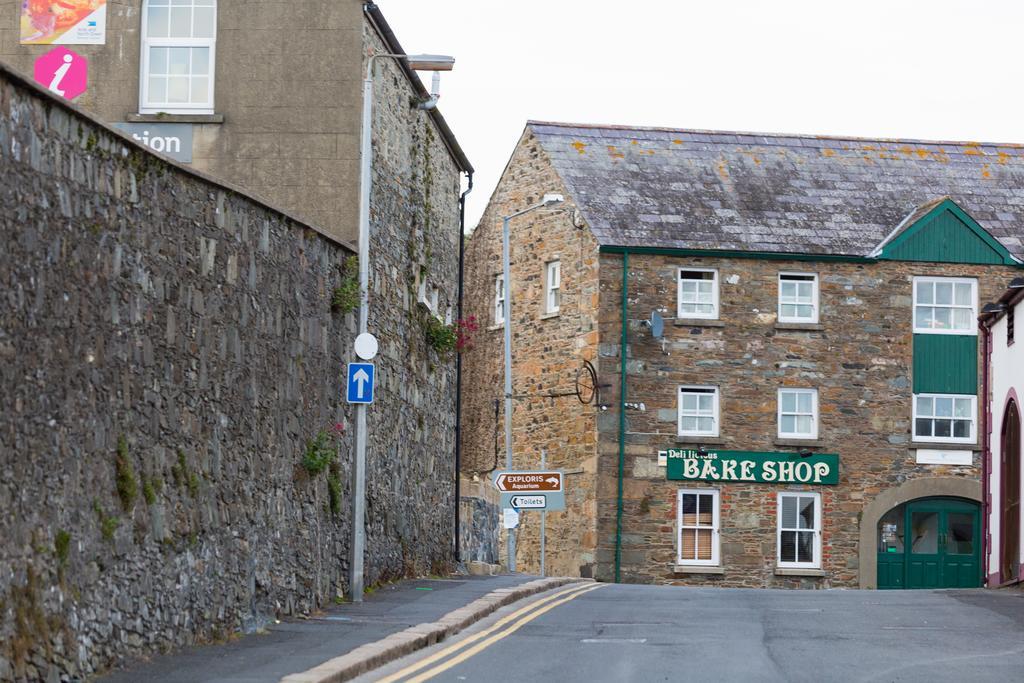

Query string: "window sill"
[673, 564, 724, 575]
[127, 113, 224, 124]
[773, 438, 824, 448]
[673, 318, 724, 328]
[774, 567, 826, 577]
[674, 436, 726, 446]
[910, 442, 978, 451]
[488, 323, 504, 332]
[540, 311, 560, 320]
[775, 322, 823, 331]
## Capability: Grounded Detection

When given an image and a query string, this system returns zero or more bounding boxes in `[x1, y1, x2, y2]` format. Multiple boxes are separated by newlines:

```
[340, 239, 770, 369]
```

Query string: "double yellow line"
[376, 581, 604, 683]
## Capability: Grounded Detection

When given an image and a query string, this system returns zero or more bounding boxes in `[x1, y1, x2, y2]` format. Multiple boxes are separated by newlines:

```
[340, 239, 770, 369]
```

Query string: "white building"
[981, 277, 1024, 586]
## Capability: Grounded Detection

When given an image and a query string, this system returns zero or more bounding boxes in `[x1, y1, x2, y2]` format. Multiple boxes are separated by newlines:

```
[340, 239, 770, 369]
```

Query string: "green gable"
[877, 199, 1019, 266]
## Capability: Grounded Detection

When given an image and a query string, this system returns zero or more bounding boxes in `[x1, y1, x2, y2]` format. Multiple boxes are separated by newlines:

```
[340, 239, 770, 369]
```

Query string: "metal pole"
[502, 215, 515, 573]
[351, 65, 375, 603]
[540, 449, 546, 578]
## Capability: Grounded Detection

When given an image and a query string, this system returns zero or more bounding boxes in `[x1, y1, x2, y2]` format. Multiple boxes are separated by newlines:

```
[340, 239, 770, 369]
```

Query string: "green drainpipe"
[615, 251, 628, 583]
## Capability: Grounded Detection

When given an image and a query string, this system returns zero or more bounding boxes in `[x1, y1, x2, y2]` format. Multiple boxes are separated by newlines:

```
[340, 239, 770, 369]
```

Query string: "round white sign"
[354, 332, 379, 360]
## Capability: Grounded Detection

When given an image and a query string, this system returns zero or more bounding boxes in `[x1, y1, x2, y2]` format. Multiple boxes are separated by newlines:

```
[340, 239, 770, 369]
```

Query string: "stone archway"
[859, 477, 981, 588]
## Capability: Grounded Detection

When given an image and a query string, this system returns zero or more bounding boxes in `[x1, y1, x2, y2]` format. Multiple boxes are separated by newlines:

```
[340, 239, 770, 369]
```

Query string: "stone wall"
[460, 128, 602, 577]
[0, 52, 460, 682]
[595, 252, 1016, 587]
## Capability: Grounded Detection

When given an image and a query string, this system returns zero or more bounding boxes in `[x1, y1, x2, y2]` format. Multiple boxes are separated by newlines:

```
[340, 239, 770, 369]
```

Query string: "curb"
[279, 576, 587, 683]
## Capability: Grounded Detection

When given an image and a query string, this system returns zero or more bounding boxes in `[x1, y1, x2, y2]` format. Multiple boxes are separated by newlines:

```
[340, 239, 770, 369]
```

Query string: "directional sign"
[510, 495, 546, 509]
[346, 362, 375, 404]
[494, 471, 562, 493]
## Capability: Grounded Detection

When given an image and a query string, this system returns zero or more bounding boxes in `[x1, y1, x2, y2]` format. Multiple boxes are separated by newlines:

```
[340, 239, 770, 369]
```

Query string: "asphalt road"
[363, 583, 1024, 683]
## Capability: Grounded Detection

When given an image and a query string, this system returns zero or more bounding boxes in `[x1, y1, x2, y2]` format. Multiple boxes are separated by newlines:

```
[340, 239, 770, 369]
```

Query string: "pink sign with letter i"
[33, 47, 88, 101]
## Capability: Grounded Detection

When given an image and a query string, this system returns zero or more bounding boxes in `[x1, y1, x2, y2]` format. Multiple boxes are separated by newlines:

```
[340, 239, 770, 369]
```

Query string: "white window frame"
[677, 489, 720, 566]
[494, 274, 505, 325]
[545, 260, 561, 314]
[139, 0, 217, 115]
[677, 385, 720, 438]
[777, 388, 819, 440]
[677, 268, 719, 320]
[912, 393, 977, 444]
[777, 491, 822, 569]
[912, 277, 978, 336]
[778, 272, 819, 324]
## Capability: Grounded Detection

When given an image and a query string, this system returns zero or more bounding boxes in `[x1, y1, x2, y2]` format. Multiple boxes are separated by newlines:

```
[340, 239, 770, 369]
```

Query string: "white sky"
[380, 0, 1024, 230]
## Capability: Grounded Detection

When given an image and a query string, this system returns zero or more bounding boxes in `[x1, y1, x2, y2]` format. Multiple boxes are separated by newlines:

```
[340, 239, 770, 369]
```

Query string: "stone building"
[980, 277, 1024, 587]
[0, 2, 470, 679]
[461, 120, 1024, 589]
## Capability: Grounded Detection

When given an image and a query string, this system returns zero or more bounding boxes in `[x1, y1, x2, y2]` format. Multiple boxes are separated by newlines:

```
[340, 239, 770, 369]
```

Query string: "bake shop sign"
[665, 449, 839, 485]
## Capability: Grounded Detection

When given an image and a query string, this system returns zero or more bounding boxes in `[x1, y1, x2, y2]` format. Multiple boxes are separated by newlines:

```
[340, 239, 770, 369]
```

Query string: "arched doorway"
[1001, 400, 1021, 583]
[876, 497, 981, 589]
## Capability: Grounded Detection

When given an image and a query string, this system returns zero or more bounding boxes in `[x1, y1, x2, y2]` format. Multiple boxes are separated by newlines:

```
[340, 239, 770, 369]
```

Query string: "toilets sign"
[33, 47, 88, 100]
[665, 449, 839, 485]
[113, 123, 193, 163]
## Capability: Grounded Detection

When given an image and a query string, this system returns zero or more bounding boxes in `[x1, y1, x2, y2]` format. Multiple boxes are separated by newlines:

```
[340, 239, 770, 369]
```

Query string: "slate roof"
[528, 121, 1024, 259]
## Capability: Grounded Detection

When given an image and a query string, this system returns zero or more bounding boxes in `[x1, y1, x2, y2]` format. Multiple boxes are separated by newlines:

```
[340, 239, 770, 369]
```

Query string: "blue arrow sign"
[346, 362, 375, 404]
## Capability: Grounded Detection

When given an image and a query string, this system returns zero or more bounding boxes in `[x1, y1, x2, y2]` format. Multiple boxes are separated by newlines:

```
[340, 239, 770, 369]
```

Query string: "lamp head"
[405, 54, 456, 71]
[982, 303, 1008, 314]
[1009, 277, 1024, 290]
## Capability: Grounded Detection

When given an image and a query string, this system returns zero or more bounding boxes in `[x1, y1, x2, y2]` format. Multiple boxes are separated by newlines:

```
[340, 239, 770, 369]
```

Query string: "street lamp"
[351, 51, 456, 603]
[502, 193, 564, 572]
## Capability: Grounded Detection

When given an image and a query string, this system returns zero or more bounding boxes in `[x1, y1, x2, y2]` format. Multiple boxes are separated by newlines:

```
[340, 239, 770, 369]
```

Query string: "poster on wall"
[20, 1, 107, 45]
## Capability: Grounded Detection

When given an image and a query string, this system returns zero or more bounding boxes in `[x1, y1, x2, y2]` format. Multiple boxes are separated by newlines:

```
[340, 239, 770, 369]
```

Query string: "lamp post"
[352, 51, 455, 603]
[501, 194, 564, 572]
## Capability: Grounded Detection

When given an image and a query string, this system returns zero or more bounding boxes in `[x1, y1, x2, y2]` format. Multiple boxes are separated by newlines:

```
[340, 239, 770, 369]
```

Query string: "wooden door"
[1002, 400, 1021, 582]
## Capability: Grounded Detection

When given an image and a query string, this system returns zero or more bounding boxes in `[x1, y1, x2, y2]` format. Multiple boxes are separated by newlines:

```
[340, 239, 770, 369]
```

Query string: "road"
[362, 583, 1024, 682]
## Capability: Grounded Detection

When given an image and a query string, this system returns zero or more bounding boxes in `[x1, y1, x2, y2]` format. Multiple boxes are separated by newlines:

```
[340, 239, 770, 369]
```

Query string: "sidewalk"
[99, 574, 545, 683]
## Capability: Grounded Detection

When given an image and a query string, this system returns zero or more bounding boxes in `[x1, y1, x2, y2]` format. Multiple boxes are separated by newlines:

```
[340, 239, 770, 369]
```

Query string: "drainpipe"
[980, 320, 992, 585]
[615, 251, 629, 583]
[454, 172, 473, 563]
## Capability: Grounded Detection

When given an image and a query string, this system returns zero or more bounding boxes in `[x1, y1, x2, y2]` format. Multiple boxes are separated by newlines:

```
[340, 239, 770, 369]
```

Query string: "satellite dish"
[651, 311, 664, 339]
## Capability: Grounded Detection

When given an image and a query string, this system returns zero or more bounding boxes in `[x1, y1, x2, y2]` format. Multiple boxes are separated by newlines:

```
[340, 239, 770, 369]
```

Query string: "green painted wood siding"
[884, 207, 1007, 265]
[912, 334, 978, 394]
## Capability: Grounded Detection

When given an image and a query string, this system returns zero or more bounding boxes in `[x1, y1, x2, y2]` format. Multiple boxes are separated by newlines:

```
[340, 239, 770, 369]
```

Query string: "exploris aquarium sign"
[665, 449, 839, 485]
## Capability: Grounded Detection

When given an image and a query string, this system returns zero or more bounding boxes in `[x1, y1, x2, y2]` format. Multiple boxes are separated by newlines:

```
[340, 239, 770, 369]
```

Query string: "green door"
[877, 497, 981, 589]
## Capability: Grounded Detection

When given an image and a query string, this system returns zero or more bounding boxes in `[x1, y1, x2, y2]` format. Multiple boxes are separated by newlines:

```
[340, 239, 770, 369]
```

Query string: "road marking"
[375, 582, 598, 683]
[400, 584, 604, 683]
[580, 638, 648, 643]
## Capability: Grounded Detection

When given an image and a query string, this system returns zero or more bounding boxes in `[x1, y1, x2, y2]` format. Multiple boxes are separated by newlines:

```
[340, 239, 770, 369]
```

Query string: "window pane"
[796, 304, 814, 319]
[681, 493, 696, 525]
[780, 530, 796, 562]
[698, 494, 713, 520]
[698, 394, 713, 412]
[954, 283, 972, 306]
[910, 512, 938, 554]
[915, 418, 932, 437]
[935, 282, 953, 305]
[934, 419, 952, 438]
[781, 304, 798, 318]
[681, 528, 696, 560]
[797, 531, 814, 563]
[167, 76, 189, 102]
[168, 47, 190, 75]
[681, 416, 698, 432]
[781, 496, 797, 529]
[192, 47, 210, 75]
[796, 415, 813, 434]
[915, 307, 931, 329]
[916, 396, 933, 416]
[954, 399, 972, 418]
[953, 420, 970, 438]
[190, 76, 209, 103]
[147, 76, 167, 104]
[781, 392, 796, 413]
[170, 7, 192, 37]
[193, 6, 215, 38]
[681, 281, 696, 295]
[147, 6, 169, 37]
[935, 398, 953, 418]
[696, 303, 714, 315]
[781, 415, 796, 434]
[149, 46, 168, 75]
[933, 308, 952, 329]
[697, 417, 714, 433]
[796, 282, 812, 300]
[696, 529, 713, 560]
[953, 308, 972, 330]
[681, 394, 697, 411]
[798, 497, 815, 529]
[781, 282, 796, 299]
[917, 283, 934, 304]
[797, 392, 812, 413]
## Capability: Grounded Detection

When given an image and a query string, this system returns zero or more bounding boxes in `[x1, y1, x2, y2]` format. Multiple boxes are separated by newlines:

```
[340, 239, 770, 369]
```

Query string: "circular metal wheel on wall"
[576, 360, 599, 405]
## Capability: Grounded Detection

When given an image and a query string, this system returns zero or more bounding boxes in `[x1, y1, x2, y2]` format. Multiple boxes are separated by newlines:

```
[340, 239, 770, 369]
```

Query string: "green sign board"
[665, 449, 839, 485]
